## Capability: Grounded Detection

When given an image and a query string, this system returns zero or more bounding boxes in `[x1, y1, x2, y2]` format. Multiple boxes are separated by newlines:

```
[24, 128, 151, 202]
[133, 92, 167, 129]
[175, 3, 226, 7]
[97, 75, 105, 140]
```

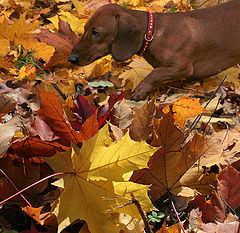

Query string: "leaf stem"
[0, 169, 32, 207]
[169, 195, 186, 233]
[0, 172, 74, 205]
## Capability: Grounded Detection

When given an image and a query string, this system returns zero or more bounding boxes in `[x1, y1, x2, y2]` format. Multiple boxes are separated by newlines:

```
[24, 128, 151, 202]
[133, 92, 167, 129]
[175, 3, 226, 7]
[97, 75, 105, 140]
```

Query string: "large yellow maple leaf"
[44, 124, 158, 233]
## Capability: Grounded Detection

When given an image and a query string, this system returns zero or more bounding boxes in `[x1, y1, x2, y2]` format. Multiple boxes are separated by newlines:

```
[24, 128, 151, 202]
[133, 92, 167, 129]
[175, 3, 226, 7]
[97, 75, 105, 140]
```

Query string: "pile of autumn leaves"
[0, 0, 240, 233]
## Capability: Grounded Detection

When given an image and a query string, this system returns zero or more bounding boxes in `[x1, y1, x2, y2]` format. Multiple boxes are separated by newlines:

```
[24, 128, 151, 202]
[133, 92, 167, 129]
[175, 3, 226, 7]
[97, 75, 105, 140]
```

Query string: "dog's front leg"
[131, 63, 193, 101]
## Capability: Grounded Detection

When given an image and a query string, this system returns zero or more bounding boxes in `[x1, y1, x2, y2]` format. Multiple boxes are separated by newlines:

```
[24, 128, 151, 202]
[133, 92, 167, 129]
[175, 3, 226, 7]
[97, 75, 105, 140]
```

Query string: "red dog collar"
[138, 11, 154, 56]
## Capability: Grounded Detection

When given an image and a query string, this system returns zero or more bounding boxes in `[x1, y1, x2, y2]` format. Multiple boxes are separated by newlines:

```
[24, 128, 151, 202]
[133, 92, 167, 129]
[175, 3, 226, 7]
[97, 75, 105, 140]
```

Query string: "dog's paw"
[130, 82, 152, 101]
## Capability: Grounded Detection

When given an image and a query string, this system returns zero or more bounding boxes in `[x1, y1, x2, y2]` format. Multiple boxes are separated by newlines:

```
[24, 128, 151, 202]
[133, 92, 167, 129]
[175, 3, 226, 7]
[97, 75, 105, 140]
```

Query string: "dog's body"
[68, 0, 240, 100]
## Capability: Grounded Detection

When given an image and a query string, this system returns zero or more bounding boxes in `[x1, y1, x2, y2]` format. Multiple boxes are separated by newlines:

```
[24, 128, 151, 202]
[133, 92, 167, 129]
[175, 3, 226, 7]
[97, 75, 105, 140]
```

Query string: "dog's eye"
[92, 30, 100, 39]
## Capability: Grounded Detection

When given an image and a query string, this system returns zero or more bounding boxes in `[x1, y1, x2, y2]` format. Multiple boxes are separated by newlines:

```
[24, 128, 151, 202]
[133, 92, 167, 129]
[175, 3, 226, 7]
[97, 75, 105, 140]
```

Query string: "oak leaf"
[44, 124, 158, 233]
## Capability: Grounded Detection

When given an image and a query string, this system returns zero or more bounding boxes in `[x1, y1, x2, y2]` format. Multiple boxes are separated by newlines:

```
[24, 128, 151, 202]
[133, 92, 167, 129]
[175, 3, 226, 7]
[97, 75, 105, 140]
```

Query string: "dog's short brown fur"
[68, 0, 240, 100]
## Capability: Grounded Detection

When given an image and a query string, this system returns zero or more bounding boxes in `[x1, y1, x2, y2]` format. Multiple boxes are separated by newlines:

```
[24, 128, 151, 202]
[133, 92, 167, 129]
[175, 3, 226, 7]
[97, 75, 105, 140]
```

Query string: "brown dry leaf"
[118, 213, 145, 233]
[0, 116, 22, 158]
[83, 0, 110, 10]
[109, 123, 124, 142]
[0, 91, 18, 114]
[129, 99, 155, 141]
[111, 100, 133, 130]
[36, 18, 80, 68]
[131, 111, 223, 200]
[163, 96, 208, 129]
[0, 157, 48, 206]
[216, 165, 240, 215]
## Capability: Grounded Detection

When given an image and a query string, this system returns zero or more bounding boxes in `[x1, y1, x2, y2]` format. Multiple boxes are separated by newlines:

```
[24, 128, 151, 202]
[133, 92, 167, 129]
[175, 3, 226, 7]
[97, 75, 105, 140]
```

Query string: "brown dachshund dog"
[68, 0, 240, 101]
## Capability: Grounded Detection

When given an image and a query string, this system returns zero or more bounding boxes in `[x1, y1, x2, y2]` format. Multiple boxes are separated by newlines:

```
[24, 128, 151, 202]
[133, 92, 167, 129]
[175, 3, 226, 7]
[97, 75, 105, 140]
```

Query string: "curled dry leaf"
[111, 100, 133, 130]
[0, 91, 18, 115]
[129, 99, 155, 141]
[0, 116, 22, 158]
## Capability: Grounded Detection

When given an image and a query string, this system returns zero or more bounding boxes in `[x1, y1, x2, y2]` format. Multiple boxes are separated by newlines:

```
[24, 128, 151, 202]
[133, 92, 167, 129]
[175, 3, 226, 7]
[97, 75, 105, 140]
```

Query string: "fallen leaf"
[215, 165, 240, 217]
[129, 99, 155, 141]
[35, 18, 80, 68]
[22, 206, 44, 224]
[118, 58, 153, 90]
[70, 94, 95, 132]
[49, 11, 84, 35]
[156, 220, 181, 233]
[163, 96, 208, 129]
[0, 116, 22, 158]
[37, 88, 97, 146]
[131, 112, 223, 200]
[111, 100, 133, 130]
[0, 91, 18, 114]
[43, 124, 157, 232]
[200, 221, 239, 233]
[0, 157, 48, 206]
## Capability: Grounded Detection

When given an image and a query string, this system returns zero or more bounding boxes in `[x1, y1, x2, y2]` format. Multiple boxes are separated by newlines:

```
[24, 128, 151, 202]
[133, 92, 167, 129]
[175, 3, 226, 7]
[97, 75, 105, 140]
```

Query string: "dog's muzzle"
[68, 54, 80, 65]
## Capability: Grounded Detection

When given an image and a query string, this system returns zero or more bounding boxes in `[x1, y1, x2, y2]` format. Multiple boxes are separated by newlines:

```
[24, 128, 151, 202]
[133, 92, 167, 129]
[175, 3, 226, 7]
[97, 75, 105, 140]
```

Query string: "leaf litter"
[0, 0, 240, 233]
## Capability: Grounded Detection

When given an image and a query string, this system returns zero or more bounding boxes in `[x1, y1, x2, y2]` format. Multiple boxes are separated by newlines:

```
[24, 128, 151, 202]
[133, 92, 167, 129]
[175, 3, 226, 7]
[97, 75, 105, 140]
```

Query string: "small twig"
[181, 76, 227, 147]
[0, 169, 32, 207]
[0, 172, 74, 205]
[130, 192, 152, 233]
[168, 193, 186, 233]
[51, 83, 67, 100]
[202, 95, 222, 133]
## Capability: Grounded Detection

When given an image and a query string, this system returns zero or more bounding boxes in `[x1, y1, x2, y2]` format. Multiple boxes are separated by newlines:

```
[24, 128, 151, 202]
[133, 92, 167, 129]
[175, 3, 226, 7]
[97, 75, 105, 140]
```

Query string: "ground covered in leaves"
[0, 0, 240, 232]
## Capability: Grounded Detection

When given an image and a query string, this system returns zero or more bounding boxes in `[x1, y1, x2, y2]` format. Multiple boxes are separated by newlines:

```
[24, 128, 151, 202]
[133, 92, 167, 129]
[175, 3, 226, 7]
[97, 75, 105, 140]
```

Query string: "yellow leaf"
[17, 65, 36, 80]
[71, 0, 85, 13]
[0, 39, 9, 56]
[10, 12, 40, 42]
[203, 67, 240, 90]
[119, 58, 153, 90]
[49, 11, 84, 35]
[22, 39, 55, 63]
[43, 124, 158, 233]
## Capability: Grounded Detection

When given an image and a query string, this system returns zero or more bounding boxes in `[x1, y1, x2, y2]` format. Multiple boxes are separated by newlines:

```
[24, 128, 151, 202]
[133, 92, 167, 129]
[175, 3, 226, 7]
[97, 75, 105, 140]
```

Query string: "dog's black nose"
[68, 54, 80, 65]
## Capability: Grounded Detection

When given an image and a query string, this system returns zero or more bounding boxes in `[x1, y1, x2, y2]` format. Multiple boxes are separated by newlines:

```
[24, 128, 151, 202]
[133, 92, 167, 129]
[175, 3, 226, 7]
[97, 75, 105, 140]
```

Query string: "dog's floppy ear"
[112, 13, 143, 62]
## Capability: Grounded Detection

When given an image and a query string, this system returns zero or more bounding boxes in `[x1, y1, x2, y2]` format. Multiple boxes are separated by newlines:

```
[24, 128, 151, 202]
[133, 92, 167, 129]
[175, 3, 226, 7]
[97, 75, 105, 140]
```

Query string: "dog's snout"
[68, 54, 80, 65]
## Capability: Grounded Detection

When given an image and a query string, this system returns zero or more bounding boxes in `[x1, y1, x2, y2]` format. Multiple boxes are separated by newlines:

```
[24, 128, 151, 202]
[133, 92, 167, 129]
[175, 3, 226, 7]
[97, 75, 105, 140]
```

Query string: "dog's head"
[68, 4, 144, 66]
